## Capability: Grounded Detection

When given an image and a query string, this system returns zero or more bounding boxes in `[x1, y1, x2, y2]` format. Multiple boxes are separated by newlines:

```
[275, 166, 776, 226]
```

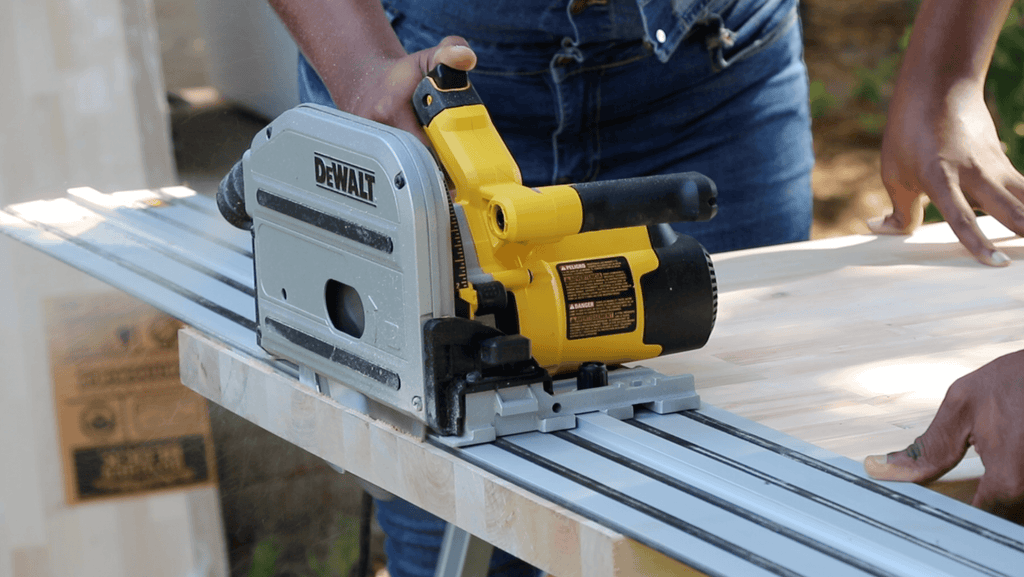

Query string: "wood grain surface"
[180, 216, 1024, 576]
[180, 328, 709, 577]
[646, 216, 1024, 498]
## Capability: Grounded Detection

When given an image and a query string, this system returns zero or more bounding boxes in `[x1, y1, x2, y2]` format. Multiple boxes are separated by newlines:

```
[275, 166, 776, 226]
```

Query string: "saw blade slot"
[325, 279, 364, 339]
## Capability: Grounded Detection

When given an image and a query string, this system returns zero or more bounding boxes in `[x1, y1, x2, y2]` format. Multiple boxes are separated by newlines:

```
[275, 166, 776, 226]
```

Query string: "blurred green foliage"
[308, 516, 360, 577]
[855, 112, 887, 135]
[247, 538, 283, 577]
[925, 1, 1024, 222]
[850, 53, 898, 106]
[849, 27, 913, 133]
[247, 515, 360, 577]
[807, 1, 1023, 222]
[988, 2, 1024, 172]
[808, 79, 837, 119]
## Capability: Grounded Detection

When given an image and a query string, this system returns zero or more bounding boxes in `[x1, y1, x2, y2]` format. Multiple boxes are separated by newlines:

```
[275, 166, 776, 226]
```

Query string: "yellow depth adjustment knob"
[485, 183, 583, 243]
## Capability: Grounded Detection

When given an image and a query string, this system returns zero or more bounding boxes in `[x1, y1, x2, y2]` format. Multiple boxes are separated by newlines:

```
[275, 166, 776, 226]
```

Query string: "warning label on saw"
[557, 257, 637, 340]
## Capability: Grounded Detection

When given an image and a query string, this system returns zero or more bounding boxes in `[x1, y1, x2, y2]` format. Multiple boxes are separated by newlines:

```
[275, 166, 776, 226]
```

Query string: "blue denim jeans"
[299, 1, 813, 575]
[375, 498, 537, 577]
[299, 0, 813, 254]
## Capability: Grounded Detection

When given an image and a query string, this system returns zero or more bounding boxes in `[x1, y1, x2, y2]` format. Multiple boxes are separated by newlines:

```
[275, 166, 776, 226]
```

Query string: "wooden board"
[6, 179, 1022, 574]
[179, 327, 708, 577]
[645, 216, 1024, 496]
[177, 215, 1024, 576]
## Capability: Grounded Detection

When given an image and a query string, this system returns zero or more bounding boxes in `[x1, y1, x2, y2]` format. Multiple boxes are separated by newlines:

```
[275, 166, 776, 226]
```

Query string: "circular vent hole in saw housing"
[325, 280, 365, 338]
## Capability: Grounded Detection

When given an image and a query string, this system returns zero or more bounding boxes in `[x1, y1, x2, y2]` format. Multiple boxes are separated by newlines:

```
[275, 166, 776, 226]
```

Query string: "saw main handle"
[413, 65, 717, 244]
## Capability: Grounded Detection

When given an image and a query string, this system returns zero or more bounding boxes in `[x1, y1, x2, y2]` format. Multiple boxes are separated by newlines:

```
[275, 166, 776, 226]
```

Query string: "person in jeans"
[276, 0, 814, 255]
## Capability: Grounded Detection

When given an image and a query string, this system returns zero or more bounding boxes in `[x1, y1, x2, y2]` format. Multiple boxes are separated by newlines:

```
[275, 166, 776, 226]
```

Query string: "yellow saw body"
[417, 65, 718, 376]
[229, 64, 719, 445]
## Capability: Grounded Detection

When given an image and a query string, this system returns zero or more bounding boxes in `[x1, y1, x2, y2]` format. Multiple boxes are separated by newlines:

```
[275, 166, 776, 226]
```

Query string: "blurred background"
[1, 1, 1022, 576]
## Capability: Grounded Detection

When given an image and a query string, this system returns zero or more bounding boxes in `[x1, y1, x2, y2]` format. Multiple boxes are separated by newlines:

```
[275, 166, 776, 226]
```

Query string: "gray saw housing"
[236, 103, 700, 446]
[243, 104, 455, 421]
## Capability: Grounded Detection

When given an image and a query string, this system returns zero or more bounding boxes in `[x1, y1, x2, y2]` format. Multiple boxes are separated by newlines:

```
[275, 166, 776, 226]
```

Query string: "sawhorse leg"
[435, 523, 494, 577]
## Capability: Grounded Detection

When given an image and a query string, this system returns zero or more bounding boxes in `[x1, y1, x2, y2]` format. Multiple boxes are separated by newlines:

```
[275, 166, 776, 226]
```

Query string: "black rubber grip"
[217, 158, 252, 230]
[572, 173, 717, 233]
[428, 64, 469, 90]
[412, 64, 482, 126]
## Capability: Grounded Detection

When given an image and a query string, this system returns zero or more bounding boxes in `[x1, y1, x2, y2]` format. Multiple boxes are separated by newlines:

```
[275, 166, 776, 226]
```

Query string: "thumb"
[868, 178, 926, 235]
[864, 387, 972, 484]
[863, 436, 964, 483]
[869, 150, 925, 235]
[417, 35, 477, 76]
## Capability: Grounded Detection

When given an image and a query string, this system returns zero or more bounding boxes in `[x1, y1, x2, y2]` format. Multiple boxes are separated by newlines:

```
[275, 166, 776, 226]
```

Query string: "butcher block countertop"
[647, 216, 1024, 498]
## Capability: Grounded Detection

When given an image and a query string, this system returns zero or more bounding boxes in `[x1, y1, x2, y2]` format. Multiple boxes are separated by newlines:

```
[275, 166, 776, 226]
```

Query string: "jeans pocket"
[704, 2, 798, 72]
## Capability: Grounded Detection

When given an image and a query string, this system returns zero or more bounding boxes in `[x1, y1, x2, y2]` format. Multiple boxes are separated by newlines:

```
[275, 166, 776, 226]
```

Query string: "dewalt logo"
[314, 152, 376, 206]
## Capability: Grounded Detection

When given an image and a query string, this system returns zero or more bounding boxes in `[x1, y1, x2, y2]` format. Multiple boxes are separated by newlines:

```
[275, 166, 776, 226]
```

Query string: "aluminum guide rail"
[2, 187, 1023, 577]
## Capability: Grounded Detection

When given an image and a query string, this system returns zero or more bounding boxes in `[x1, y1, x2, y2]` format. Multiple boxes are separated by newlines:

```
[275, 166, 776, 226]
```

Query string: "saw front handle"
[491, 174, 717, 243]
[412, 65, 718, 244]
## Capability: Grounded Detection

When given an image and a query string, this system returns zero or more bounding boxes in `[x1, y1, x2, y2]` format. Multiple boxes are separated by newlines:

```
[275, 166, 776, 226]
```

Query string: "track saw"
[217, 65, 720, 446]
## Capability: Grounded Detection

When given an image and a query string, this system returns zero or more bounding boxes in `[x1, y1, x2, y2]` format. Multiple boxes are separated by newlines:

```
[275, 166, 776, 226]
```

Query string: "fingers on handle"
[865, 381, 973, 484]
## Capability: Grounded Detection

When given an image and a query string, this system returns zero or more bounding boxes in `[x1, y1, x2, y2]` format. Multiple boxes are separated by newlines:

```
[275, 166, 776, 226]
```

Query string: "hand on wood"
[871, 87, 1024, 267]
[864, 349, 1024, 523]
[868, 0, 1024, 267]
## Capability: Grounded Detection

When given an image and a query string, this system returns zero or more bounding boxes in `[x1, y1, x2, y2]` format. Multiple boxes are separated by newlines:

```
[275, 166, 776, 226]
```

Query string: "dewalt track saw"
[217, 65, 719, 446]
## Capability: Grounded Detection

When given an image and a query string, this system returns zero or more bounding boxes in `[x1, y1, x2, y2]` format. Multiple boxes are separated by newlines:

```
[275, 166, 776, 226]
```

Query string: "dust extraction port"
[325, 279, 365, 338]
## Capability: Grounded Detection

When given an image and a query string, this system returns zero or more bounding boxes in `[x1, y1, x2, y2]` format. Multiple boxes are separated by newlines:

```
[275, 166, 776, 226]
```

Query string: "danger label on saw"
[557, 257, 637, 340]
